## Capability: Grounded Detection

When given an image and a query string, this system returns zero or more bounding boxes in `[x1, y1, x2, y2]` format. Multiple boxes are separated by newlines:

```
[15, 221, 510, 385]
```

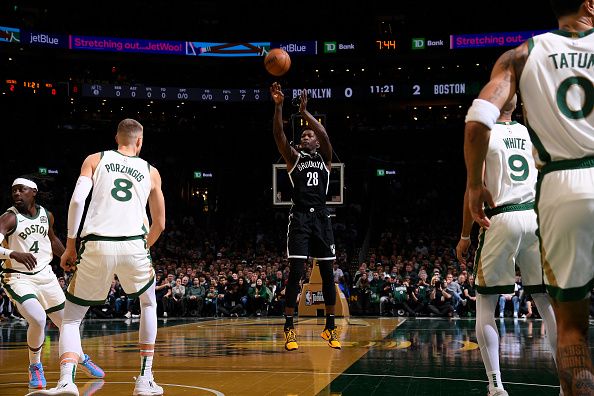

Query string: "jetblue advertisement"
[270, 41, 317, 55]
[22, 31, 68, 48]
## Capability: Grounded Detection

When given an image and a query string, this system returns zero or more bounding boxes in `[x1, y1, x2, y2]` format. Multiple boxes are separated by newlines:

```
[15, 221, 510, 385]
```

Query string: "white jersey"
[2, 205, 53, 273]
[81, 150, 152, 238]
[519, 30, 594, 165]
[485, 122, 536, 206]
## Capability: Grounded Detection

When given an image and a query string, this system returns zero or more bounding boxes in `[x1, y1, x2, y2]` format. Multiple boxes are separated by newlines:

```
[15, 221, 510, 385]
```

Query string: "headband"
[12, 178, 38, 190]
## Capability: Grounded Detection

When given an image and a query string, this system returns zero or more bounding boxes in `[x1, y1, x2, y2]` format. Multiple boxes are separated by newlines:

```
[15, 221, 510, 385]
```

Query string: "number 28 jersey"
[288, 151, 330, 208]
[485, 122, 536, 206]
[81, 150, 152, 238]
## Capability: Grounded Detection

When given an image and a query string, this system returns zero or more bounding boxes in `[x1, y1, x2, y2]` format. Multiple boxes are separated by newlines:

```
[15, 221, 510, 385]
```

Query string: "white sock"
[140, 351, 154, 378]
[59, 358, 77, 384]
[476, 294, 504, 389]
[531, 293, 558, 363]
[29, 346, 42, 365]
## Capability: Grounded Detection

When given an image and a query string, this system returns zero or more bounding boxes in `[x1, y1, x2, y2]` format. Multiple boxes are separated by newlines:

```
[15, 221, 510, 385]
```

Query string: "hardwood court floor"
[0, 315, 584, 396]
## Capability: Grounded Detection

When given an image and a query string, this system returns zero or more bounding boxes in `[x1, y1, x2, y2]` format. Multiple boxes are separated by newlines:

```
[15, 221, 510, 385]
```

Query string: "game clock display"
[3, 79, 67, 96]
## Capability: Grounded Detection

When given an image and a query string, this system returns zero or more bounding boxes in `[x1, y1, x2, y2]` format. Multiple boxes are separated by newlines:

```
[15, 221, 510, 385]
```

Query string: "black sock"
[284, 315, 294, 330]
[325, 314, 335, 330]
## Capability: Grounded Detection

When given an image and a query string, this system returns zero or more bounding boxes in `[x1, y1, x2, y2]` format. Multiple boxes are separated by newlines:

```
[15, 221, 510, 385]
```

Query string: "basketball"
[264, 48, 291, 76]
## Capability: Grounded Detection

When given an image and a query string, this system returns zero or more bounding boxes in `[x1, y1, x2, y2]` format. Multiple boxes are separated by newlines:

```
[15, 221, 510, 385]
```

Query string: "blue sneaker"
[28, 362, 47, 389]
[79, 355, 105, 379]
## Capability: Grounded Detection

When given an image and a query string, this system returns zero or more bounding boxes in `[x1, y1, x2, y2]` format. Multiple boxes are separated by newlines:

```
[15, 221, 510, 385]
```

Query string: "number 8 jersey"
[288, 151, 330, 208]
[81, 150, 152, 238]
[485, 122, 536, 207]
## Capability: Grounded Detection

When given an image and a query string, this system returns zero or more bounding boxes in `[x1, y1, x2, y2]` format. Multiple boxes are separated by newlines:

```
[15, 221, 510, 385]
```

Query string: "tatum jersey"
[288, 151, 330, 207]
[520, 29, 594, 165]
[81, 150, 151, 238]
[2, 205, 52, 273]
[485, 122, 536, 206]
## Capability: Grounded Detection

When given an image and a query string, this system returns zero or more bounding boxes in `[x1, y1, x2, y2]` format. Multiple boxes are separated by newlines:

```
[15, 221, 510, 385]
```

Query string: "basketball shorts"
[537, 166, 594, 302]
[66, 237, 154, 306]
[474, 206, 544, 295]
[287, 207, 336, 261]
[0, 265, 65, 313]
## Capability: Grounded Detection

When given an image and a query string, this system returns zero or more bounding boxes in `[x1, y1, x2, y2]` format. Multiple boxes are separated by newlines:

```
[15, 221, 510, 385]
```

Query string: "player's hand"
[456, 239, 471, 265]
[468, 185, 495, 229]
[60, 246, 78, 273]
[270, 82, 284, 105]
[9, 252, 37, 271]
[299, 88, 308, 113]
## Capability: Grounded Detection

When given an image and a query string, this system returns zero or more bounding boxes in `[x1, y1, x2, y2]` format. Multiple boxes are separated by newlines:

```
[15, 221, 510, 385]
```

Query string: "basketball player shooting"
[270, 82, 341, 351]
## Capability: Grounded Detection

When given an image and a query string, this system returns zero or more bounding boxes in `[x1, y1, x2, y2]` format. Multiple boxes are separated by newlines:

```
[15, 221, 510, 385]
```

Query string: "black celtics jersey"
[288, 151, 330, 208]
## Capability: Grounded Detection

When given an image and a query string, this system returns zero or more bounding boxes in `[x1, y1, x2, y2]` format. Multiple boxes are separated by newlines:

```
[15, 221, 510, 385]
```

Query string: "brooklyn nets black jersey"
[288, 151, 330, 208]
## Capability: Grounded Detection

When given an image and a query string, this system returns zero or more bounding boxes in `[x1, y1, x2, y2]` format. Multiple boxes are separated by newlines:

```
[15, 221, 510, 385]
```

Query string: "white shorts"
[475, 207, 544, 295]
[66, 237, 155, 306]
[0, 265, 65, 313]
[537, 166, 594, 302]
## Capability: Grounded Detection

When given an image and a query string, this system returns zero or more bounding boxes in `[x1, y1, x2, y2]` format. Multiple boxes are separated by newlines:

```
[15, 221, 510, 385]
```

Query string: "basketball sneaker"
[25, 380, 79, 395]
[79, 354, 105, 378]
[284, 328, 298, 351]
[28, 362, 47, 389]
[487, 388, 509, 396]
[133, 376, 164, 395]
[320, 328, 341, 349]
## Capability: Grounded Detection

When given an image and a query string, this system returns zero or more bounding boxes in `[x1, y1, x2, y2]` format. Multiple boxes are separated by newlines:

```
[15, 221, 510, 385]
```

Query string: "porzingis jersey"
[519, 29, 594, 165]
[288, 151, 330, 208]
[81, 150, 151, 238]
[485, 122, 536, 206]
[2, 205, 52, 273]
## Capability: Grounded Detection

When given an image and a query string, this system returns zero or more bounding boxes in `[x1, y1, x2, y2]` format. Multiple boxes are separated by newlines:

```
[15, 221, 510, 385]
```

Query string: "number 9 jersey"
[81, 150, 152, 238]
[485, 121, 537, 207]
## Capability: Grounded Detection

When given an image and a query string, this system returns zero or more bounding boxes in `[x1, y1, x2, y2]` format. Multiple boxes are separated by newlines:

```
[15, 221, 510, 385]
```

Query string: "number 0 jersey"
[2, 205, 53, 273]
[288, 151, 330, 208]
[485, 122, 537, 206]
[81, 150, 152, 238]
[519, 30, 594, 165]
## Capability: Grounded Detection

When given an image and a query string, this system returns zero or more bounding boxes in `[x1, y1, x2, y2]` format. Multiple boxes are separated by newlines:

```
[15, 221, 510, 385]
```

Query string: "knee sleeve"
[18, 299, 47, 349]
[139, 281, 157, 345]
[318, 260, 336, 306]
[285, 259, 306, 309]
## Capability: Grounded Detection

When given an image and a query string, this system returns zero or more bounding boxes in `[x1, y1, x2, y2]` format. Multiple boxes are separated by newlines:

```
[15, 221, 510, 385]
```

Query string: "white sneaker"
[488, 388, 509, 396]
[125, 311, 132, 318]
[499, 312, 504, 318]
[25, 381, 79, 396]
[133, 376, 164, 395]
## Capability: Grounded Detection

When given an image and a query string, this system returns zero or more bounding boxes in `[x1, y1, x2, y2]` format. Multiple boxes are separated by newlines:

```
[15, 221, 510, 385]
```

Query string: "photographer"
[427, 275, 454, 317]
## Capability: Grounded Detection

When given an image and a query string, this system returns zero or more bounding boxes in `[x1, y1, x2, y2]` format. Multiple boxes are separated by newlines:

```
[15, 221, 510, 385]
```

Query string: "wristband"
[460, 235, 470, 240]
[0, 246, 14, 258]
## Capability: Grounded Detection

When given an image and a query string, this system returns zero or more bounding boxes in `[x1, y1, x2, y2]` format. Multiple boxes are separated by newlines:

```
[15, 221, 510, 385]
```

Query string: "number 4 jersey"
[485, 121, 536, 207]
[2, 205, 53, 273]
[81, 150, 151, 238]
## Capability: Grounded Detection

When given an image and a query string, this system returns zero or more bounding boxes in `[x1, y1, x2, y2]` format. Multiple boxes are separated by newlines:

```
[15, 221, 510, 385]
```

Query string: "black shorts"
[287, 207, 336, 260]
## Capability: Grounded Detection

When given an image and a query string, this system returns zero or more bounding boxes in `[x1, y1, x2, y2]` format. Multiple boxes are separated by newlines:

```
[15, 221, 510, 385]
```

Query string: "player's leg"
[16, 298, 48, 389]
[531, 294, 557, 363]
[476, 294, 507, 395]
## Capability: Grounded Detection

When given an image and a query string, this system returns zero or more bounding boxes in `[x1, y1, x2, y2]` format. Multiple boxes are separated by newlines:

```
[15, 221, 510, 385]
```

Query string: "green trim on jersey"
[100, 151, 104, 159]
[81, 234, 145, 242]
[113, 149, 139, 158]
[473, 230, 485, 280]
[65, 290, 106, 306]
[0, 266, 47, 276]
[0, 277, 37, 304]
[495, 121, 518, 125]
[540, 156, 594, 175]
[475, 284, 515, 295]
[523, 284, 546, 295]
[15, 204, 43, 221]
[484, 202, 534, 218]
[527, 37, 534, 55]
[525, 122, 552, 163]
[126, 276, 155, 299]
[550, 28, 594, 38]
[547, 277, 594, 302]
[45, 302, 65, 314]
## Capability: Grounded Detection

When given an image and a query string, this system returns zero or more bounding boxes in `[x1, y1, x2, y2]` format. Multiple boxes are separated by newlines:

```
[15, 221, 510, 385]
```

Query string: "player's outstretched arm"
[299, 89, 332, 166]
[271, 82, 298, 169]
[147, 166, 165, 248]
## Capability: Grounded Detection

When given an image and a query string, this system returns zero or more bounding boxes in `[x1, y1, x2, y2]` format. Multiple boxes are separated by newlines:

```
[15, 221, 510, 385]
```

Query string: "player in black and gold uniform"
[271, 82, 340, 351]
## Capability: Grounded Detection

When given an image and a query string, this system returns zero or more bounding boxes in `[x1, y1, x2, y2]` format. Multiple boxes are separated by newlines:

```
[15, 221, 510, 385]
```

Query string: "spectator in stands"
[379, 275, 394, 316]
[170, 278, 186, 317]
[428, 277, 453, 317]
[333, 262, 344, 284]
[184, 277, 205, 317]
[498, 276, 522, 318]
[445, 273, 462, 314]
[155, 276, 171, 318]
[356, 272, 372, 315]
[218, 281, 244, 317]
[460, 273, 477, 317]
[203, 284, 218, 317]
[369, 272, 384, 314]
[248, 278, 270, 316]
[237, 276, 249, 309]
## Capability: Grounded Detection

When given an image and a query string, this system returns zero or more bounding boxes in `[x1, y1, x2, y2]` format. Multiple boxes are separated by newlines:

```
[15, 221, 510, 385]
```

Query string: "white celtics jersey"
[519, 30, 594, 165]
[81, 150, 151, 238]
[485, 122, 536, 206]
[2, 205, 53, 273]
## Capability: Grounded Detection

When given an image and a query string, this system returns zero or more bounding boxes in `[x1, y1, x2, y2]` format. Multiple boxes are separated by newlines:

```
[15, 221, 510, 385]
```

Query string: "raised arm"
[147, 166, 166, 248]
[270, 82, 298, 169]
[299, 89, 332, 167]
[464, 44, 527, 228]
